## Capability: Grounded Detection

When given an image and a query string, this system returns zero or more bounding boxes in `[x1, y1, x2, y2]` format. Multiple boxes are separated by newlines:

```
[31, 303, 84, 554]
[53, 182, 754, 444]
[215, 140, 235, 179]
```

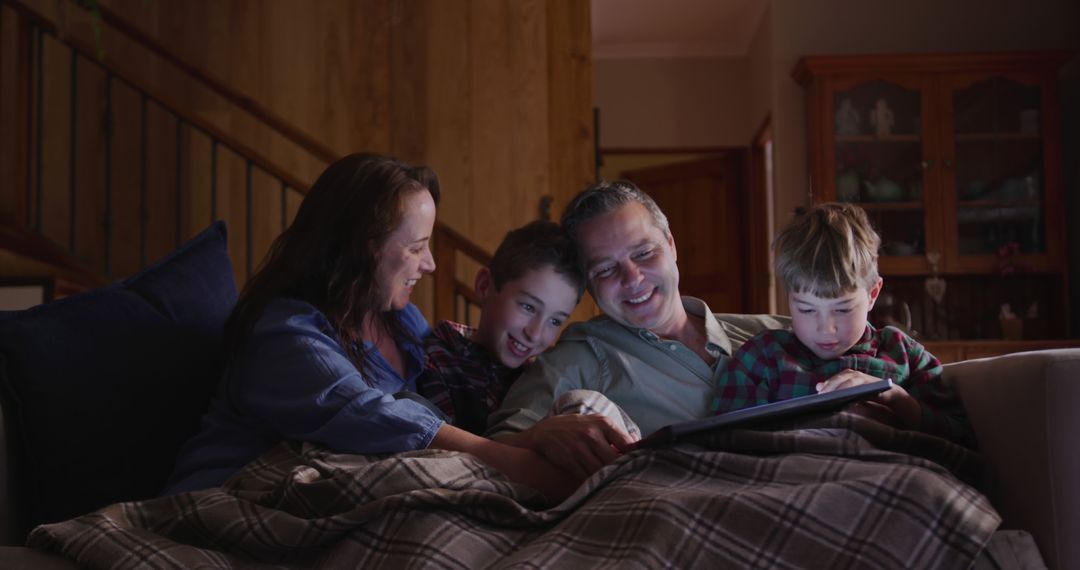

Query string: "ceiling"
[591, 0, 768, 60]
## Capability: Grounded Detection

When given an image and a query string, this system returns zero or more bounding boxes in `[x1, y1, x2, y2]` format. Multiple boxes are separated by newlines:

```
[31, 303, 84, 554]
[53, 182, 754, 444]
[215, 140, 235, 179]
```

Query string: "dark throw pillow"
[0, 221, 237, 534]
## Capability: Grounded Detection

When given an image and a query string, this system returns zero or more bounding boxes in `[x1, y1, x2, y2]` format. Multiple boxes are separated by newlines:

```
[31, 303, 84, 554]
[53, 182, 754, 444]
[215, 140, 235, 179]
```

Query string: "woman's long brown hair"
[223, 153, 440, 382]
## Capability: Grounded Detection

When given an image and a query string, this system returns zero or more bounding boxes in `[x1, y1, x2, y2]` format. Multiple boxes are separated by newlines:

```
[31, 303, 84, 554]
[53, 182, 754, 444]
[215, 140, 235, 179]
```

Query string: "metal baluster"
[139, 94, 148, 268]
[34, 27, 43, 232]
[68, 46, 78, 253]
[25, 24, 36, 227]
[175, 116, 183, 246]
[103, 71, 114, 278]
[280, 181, 287, 232]
[210, 139, 217, 222]
[245, 160, 253, 277]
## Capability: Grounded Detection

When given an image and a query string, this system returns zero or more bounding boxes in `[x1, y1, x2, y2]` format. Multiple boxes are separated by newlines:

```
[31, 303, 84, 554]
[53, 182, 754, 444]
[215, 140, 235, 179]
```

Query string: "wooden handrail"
[3, 0, 312, 194]
[4, 0, 493, 324]
[1, 0, 340, 165]
[435, 224, 492, 268]
[91, 2, 340, 165]
[0, 224, 107, 288]
[432, 224, 490, 323]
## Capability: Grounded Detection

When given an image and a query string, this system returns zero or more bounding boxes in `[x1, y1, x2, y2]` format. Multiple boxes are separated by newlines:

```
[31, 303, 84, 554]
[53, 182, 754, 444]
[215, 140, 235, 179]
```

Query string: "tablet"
[632, 378, 893, 449]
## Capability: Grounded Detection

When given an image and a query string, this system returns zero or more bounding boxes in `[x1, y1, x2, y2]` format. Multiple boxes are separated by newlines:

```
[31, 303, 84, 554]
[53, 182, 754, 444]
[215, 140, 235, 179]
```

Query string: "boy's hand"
[511, 414, 636, 481]
[816, 370, 920, 428]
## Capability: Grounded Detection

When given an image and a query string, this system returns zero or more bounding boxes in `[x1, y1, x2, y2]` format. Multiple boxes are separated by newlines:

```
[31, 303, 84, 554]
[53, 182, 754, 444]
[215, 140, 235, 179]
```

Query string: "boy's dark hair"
[489, 220, 586, 299]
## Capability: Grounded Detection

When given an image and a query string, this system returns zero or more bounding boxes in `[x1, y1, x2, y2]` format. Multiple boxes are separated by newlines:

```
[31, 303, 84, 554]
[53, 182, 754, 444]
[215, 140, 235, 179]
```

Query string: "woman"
[166, 153, 576, 500]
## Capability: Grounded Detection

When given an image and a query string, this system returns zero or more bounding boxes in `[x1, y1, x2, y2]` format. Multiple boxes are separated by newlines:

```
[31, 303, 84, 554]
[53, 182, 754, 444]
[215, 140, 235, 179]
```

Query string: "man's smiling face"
[576, 202, 683, 336]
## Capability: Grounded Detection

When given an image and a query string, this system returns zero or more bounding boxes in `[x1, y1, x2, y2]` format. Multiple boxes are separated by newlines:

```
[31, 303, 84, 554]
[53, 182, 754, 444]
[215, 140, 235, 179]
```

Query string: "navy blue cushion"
[0, 221, 236, 532]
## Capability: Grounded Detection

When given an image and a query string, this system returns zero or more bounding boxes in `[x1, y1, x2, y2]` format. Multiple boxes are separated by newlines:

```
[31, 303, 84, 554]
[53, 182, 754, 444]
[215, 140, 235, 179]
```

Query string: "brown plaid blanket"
[28, 413, 999, 569]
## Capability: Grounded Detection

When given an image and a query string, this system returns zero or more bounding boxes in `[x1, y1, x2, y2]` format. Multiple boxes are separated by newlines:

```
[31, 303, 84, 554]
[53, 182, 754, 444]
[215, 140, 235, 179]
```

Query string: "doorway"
[599, 150, 761, 314]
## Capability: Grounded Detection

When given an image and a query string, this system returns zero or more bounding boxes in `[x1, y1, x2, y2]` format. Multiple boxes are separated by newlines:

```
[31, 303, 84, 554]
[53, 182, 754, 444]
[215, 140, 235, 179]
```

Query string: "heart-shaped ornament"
[924, 276, 946, 303]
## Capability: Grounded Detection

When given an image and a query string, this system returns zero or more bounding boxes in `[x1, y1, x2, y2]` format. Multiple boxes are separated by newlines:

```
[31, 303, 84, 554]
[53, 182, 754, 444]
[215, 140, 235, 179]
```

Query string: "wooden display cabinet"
[793, 51, 1074, 346]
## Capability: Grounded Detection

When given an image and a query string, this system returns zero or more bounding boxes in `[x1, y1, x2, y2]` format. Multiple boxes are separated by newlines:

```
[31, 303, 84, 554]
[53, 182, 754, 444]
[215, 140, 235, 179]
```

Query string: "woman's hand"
[430, 424, 582, 502]
[815, 369, 921, 428]
[491, 446, 584, 502]
[495, 414, 635, 481]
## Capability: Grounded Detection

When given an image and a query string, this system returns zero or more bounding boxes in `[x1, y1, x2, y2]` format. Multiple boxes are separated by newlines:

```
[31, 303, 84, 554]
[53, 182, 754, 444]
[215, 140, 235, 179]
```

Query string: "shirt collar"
[684, 296, 730, 357]
[436, 320, 516, 376]
[629, 296, 729, 357]
[847, 323, 875, 354]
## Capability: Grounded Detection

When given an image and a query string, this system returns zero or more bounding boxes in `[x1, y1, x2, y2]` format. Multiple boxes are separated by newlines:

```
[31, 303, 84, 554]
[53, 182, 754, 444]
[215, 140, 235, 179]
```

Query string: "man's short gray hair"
[560, 180, 671, 244]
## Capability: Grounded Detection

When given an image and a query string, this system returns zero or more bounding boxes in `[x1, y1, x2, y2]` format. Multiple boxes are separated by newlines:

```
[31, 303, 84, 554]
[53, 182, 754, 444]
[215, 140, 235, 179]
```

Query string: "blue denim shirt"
[165, 297, 440, 494]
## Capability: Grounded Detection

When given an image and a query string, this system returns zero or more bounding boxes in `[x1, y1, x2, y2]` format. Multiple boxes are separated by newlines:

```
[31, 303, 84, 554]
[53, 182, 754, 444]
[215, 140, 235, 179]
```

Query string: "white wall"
[746, 3, 772, 137]
[594, 56, 752, 148]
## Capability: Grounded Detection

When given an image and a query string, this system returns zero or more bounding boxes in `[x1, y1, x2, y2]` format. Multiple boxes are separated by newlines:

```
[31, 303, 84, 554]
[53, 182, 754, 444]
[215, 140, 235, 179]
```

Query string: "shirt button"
[669, 344, 677, 351]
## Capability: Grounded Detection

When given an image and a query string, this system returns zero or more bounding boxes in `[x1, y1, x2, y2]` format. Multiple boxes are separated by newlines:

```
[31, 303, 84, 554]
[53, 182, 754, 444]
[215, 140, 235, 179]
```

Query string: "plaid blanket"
[28, 413, 999, 569]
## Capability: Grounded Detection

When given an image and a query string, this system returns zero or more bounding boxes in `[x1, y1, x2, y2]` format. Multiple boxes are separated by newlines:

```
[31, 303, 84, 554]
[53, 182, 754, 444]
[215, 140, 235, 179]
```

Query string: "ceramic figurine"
[1020, 109, 1039, 134]
[835, 98, 861, 136]
[836, 171, 860, 201]
[869, 98, 894, 137]
[862, 177, 904, 202]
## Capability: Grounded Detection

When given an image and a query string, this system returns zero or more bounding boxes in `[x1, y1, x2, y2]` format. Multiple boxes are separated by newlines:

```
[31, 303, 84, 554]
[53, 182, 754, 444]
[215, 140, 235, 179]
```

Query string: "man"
[486, 180, 788, 479]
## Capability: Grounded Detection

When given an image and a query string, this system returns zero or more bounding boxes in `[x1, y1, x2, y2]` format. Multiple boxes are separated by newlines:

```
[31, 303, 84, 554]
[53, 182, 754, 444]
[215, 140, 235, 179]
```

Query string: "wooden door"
[622, 154, 747, 313]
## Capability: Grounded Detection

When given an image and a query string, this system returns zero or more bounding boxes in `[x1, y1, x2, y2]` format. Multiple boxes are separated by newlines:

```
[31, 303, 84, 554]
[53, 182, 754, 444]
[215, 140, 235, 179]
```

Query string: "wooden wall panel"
[3, 0, 595, 322]
[423, 0, 471, 235]
[38, 33, 70, 250]
[545, 0, 598, 320]
[469, 0, 515, 252]
[0, 5, 29, 225]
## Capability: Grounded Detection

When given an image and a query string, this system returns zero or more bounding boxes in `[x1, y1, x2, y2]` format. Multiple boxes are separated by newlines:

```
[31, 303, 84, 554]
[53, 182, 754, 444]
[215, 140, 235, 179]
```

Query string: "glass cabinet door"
[944, 75, 1046, 265]
[830, 79, 927, 263]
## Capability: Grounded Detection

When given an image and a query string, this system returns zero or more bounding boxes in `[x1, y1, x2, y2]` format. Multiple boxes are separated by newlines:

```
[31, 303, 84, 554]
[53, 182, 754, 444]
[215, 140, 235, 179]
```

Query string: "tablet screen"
[634, 378, 893, 449]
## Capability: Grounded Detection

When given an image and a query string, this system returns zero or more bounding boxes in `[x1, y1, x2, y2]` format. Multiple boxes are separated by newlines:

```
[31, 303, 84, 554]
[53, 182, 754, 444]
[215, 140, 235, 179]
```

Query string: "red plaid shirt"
[713, 324, 974, 447]
[416, 321, 522, 435]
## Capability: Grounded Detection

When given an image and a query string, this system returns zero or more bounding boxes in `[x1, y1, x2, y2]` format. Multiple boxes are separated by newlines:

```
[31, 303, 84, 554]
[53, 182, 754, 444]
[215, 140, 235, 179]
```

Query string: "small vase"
[1000, 317, 1023, 340]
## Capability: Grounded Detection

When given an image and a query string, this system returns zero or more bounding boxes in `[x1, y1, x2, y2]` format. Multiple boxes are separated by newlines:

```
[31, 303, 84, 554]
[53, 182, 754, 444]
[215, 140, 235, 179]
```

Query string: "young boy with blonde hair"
[712, 202, 973, 447]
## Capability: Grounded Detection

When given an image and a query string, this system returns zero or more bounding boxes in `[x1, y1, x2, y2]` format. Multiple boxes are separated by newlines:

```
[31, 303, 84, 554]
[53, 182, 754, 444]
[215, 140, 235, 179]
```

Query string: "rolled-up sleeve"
[229, 301, 442, 455]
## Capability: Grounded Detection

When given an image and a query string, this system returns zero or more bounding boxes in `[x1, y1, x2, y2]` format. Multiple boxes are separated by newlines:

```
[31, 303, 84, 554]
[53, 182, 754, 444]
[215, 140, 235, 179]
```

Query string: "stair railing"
[2, 0, 487, 323]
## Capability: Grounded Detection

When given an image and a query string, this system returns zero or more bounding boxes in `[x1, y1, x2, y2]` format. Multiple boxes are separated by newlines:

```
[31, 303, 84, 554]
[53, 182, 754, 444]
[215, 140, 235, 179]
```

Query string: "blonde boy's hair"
[774, 202, 881, 298]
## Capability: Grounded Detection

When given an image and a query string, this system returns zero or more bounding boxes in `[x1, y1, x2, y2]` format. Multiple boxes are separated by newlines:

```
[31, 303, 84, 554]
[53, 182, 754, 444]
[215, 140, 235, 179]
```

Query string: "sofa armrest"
[946, 348, 1080, 570]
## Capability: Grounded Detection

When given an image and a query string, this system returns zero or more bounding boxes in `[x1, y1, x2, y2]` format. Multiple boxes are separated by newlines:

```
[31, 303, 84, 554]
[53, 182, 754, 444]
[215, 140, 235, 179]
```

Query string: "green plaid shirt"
[713, 324, 975, 447]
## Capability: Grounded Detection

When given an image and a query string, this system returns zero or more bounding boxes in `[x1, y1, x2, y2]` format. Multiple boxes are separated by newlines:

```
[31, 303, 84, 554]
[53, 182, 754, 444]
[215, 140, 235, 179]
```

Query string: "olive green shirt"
[485, 297, 790, 438]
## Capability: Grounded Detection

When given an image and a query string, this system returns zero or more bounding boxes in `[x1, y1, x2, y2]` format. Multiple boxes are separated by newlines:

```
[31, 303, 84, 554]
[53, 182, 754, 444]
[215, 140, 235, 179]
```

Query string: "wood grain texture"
[3, 0, 595, 323]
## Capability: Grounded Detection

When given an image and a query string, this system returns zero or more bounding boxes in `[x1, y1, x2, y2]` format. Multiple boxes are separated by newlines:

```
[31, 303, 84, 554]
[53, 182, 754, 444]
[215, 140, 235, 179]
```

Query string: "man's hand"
[816, 369, 920, 428]
[498, 414, 636, 481]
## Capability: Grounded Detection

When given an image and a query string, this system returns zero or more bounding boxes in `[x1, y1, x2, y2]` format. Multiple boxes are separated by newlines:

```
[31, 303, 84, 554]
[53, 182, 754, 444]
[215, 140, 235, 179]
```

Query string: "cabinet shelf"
[957, 199, 1039, 209]
[835, 134, 920, 143]
[855, 201, 923, 211]
[955, 132, 1040, 142]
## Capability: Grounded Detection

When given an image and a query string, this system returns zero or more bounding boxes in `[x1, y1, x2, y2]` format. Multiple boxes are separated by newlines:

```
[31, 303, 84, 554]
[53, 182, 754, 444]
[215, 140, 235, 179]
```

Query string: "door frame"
[598, 144, 771, 314]
[749, 116, 776, 314]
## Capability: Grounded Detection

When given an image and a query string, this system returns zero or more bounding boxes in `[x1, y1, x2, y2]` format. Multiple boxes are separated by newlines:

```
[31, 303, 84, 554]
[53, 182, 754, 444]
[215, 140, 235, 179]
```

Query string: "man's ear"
[866, 277, 884, 310]
[475, 268, 495, 302]
[667, 232, 677, 261]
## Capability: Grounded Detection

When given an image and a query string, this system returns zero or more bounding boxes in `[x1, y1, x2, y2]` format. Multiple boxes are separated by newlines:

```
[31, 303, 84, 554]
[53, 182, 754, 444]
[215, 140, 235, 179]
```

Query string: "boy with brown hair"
[712, 202, 974, 446]
[417, 220, 586, 435]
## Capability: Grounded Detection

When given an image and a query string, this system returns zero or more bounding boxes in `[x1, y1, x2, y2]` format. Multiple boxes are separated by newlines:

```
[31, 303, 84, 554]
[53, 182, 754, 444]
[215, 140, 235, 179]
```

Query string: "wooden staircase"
[0, 0, 488, 320]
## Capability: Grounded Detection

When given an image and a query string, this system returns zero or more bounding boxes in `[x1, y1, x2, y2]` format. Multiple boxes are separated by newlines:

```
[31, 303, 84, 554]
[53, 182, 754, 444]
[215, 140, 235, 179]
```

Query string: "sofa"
[0, 222, 1077, 568]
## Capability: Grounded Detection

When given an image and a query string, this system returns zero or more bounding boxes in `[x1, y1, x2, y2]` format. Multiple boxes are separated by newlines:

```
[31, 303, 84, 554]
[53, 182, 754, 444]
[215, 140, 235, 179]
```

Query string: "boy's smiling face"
[473, 265, 580, 369]
[789, 278, 882, 360]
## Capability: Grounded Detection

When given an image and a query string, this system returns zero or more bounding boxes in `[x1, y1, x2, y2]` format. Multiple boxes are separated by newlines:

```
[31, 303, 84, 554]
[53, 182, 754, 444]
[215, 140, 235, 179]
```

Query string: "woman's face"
[374, 189, 437, 311]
